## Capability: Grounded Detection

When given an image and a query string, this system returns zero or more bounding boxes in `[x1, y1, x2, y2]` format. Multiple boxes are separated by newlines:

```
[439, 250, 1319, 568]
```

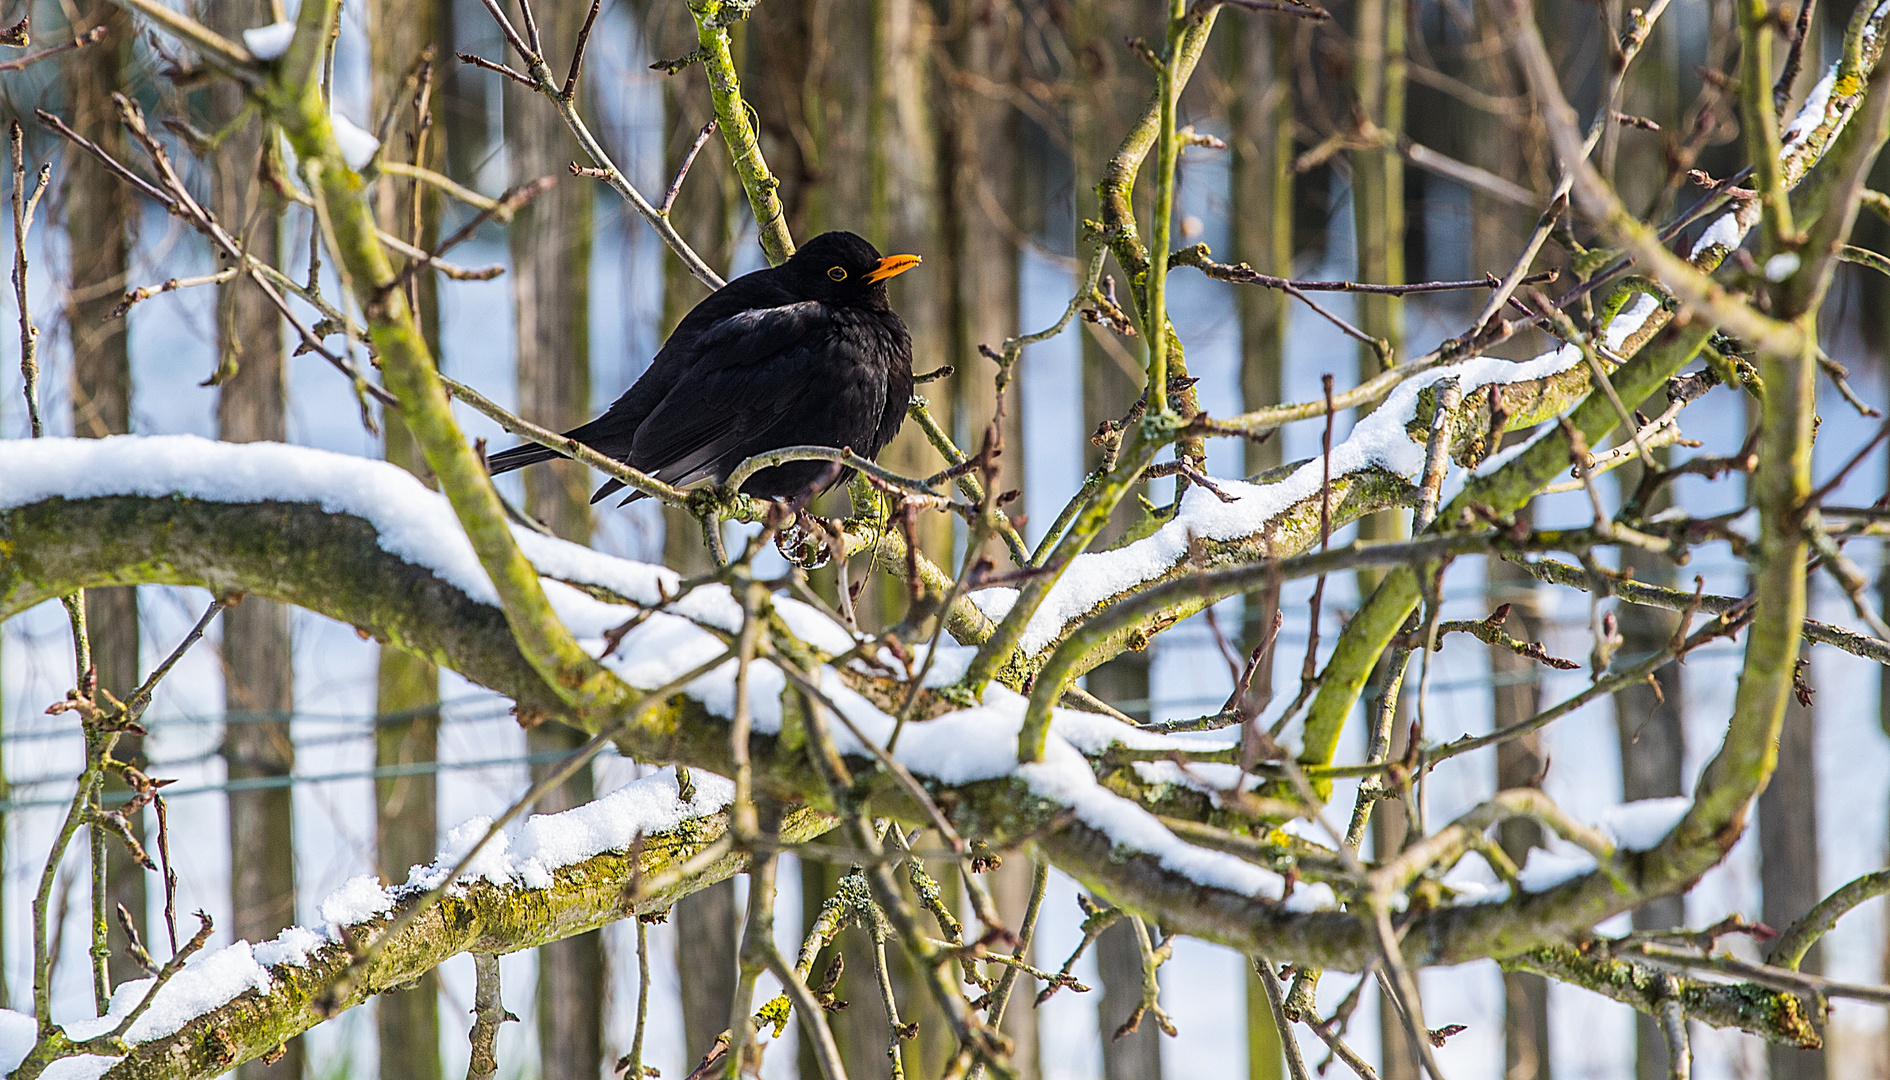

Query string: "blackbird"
[487, 230, 920, 503]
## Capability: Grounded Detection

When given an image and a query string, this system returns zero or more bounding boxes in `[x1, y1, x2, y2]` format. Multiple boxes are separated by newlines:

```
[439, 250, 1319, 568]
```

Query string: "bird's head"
[785, 231, 922, 306]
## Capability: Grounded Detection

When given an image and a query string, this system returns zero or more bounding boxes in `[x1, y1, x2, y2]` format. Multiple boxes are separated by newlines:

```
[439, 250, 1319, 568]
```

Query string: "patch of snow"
[406, 816, 513, 891]
[1597, 797, 1690, 851]
[241, 21, 296, 60]
[1783, 68, 1838, 150]
[510, 767, 733, 888]
[774, 600, 860, 656]
[330, 112, 381, 171]
[1688, 211, 1746, 260]
[42, 1056, 122, 1080]
[1868, 1, 1890, 52]
[968, 587, 1019, 621]
[252, 925, 327, 969]
[0, 1009, 36, 1074]
[60, 941, 275, 1046]
[685, 657, 788, 736]
[1517, 847, 1599, 893]
[317, 875, 395, 928]
[1601, 292, 1661, 350]
[1764, 252, 1802, 281]
[399, 767, 734, 892]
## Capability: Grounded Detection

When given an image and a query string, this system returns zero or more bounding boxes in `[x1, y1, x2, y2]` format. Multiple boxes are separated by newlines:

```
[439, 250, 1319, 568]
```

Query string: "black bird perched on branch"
[487, 231, 920, 503]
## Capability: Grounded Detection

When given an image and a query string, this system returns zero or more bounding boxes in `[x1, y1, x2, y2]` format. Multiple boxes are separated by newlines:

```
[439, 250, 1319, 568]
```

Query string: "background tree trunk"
[367, 5, 452, 1076]
[61, 0, 147, 995]
[504, 6, 606, 1075]
[643, 9, 748, 1062]
[676, 871, 739, 1066]
[1491, 550, 1551, 1080]
[938, 0, 1024, 524]
[986, 859, 1040, 1080]
[866, 0, 953, 623]
[1095, 916, 1160, 1080]
[1225, 38, 1292, 1080]
[1612, 505, 1686, 1080]
[1761, 661, 1825, 1080]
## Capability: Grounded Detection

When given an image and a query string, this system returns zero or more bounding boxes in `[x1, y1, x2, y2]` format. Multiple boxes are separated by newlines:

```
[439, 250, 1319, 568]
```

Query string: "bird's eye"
[827, 266, 847, 281]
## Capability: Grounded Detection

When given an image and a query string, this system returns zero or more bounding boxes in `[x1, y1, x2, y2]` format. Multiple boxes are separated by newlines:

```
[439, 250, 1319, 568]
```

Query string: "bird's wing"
[627, 300, 833, 489]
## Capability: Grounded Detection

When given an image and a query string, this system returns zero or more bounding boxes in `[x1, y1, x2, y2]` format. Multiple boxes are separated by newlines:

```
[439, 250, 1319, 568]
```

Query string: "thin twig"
[0, 24, 107, 72]
[661, 119, 718, 215]
[12, 120, 50, 438]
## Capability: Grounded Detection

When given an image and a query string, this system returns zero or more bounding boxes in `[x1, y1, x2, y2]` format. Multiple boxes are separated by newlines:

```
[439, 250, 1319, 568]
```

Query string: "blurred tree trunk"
[1068, 5, 1163, 1071]
[1349, 0, 1404, 376]
[1881, 536, 1890, 1075]
[938, 0, 1024, 534]
[677, 870, 739, 1065]
[644, 11, 748, 1061]
[440, 0, 488, 187]
[1490, 548, 1551, 1080]
[1227, 14, 1290, 484]
[1761, 662, 1825, 1080]
[1370, 701, 1416, 1080]
[1349, 0, 1408, 806]
[1095, 915, 1160, 1080]
[1088, 666, 1160, 1079]
[1611, 544, 1686, 1080]
[505, 6, 605, 1077]
[986, 858, 1040, 1080]
[861, 0, 952, 633]
[1224, 18, 1291, 1075]
[654, 0, 737, 580]
[201, 2, 298, 1071]
[1455, 6, 1553, 1075]
[368, 5, 452, 1076]
[61, 1, 148, 994]
[1352, 35, 1410, 1072]
[524, 725, 604, 1080]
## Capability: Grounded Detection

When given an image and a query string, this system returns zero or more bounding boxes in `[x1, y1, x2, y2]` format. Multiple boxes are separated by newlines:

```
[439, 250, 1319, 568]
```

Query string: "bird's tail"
[589, 478, 650, 505]
[484, 441, 563, 476]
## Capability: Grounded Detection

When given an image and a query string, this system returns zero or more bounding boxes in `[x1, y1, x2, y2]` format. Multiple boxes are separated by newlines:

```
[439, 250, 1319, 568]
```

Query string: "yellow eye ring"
[827, 266, 847, 281]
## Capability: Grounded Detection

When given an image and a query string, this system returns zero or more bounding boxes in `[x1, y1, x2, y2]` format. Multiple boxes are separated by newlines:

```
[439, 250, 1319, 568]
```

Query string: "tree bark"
[368, 3, 451, 1075]
[504, 7, 604, 1074]
[527, 725, 606, 1080]
[1491, 552, 1551, 1080]
[1760, 655, 1825, 1080]
[1088, 659, 1161, 1080]
[986, 858, 1040, 1080]
[1096, 917, 1160, 1080]
[676, 874, 739, 1064]
[937, 0, 1025, 530]
[61, 0, 147, 994]
[1614, 517, 1686, 1080]
[203, 22, 301, 1048]
[859, 0, 952, 632]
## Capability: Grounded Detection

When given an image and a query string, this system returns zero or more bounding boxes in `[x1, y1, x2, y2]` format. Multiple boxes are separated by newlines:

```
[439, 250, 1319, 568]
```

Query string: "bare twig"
[661, 119, 718, 215]
[0, 24, 107, 72]
[12, 120, 50, 438]
[466, 954, 515, 1080]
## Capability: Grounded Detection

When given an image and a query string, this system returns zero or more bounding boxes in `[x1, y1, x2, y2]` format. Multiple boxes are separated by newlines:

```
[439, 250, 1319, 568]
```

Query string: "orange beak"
[865, 254, 923, 283]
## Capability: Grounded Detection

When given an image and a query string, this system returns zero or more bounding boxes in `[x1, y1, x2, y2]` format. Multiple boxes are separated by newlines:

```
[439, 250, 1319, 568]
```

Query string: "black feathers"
[486, 231, 919, 504]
